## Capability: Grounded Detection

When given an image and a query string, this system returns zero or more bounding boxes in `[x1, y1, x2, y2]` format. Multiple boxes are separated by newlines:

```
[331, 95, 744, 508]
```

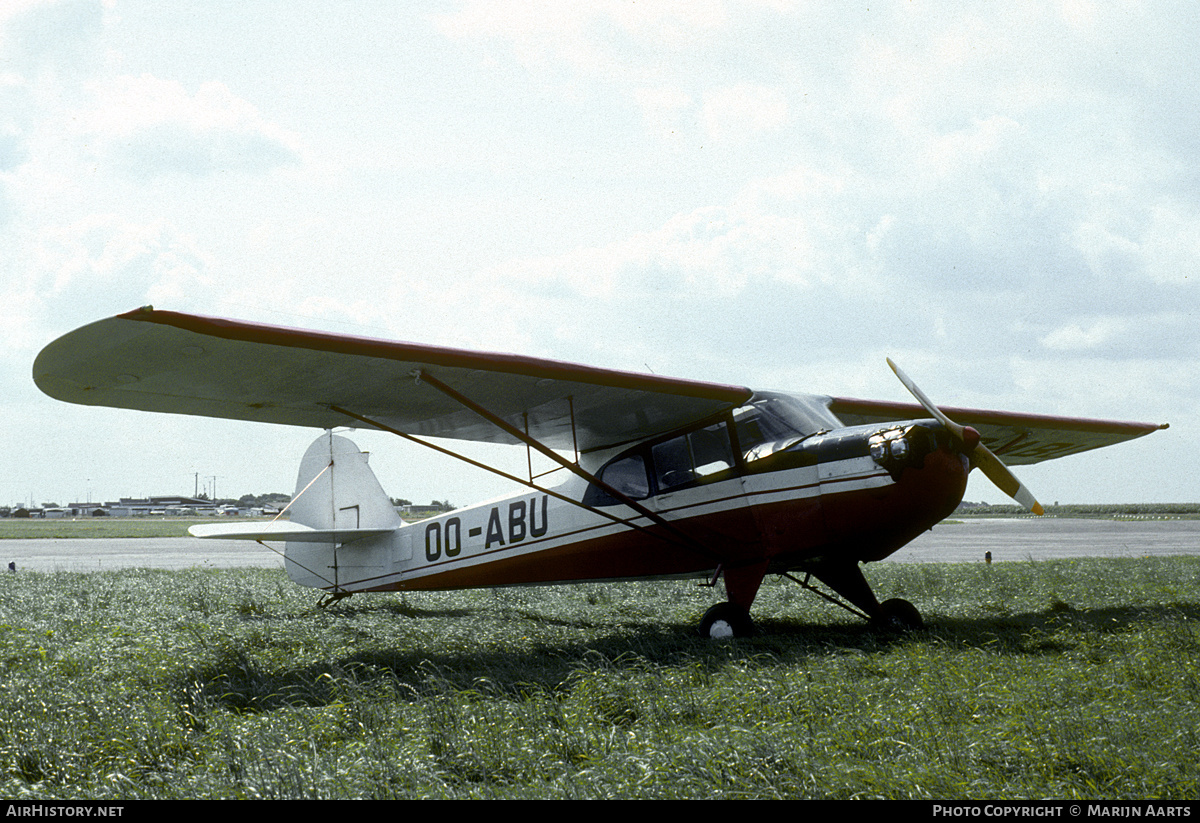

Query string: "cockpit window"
[587, 397, 837, 506]
[689, 423, 735, 477]
[733, 393, 836, 463]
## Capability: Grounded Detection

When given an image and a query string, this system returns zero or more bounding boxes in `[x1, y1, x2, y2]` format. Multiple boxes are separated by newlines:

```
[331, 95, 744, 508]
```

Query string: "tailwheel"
[873, 598, 924, 632]
[699, 602, 755, 639]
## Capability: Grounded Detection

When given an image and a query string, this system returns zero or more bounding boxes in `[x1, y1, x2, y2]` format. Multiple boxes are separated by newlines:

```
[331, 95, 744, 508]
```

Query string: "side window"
[689, 423, 735, 477]
[652, 421, 735, 492]
[598, 454, 649, 500]
[733, 400, 805, 464]
[586, 419, 737, 507]
[652, 437, 693, 491]
[733, 409, 768, 459]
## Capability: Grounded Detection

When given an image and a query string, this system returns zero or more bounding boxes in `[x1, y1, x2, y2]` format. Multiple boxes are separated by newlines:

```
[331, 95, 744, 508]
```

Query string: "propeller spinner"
[887, 359, 1044, 516]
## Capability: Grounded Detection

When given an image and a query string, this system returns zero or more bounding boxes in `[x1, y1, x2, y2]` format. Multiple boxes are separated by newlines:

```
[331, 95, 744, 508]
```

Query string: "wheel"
[699, 602, 755, 639]
[873, 598, 924, 631]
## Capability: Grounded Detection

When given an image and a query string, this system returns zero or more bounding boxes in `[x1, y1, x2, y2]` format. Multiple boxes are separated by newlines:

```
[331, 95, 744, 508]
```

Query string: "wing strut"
[410, 369, 719, 559]
[330, 403, 718, 562]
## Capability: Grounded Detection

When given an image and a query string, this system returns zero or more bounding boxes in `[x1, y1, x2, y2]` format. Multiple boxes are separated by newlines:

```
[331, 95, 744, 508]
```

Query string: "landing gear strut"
[783, 559, 925, 631]
[317, 591, 354, 608]
[697, 559, 926, 637]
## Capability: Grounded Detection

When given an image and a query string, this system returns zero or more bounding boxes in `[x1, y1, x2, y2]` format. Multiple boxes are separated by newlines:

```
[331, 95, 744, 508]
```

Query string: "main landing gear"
[696, 592, 923, 638]
[697, 559, 925, 638]
[873, 597, 924, 632]
[786, 558, 926, 631]
[699, 602, 755, 639]
[698, 561, 765, 638]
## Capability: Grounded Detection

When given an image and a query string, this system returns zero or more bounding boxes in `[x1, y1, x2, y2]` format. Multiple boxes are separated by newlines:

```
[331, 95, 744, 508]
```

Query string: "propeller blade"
[971, 442, 1045, 515]
[886, 358, 1044, 516]
[886, 359, 964, 438]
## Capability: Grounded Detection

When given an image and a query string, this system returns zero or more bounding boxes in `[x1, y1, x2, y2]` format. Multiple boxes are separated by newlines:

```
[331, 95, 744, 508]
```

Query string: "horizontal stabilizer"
[188, 521, 398, 543]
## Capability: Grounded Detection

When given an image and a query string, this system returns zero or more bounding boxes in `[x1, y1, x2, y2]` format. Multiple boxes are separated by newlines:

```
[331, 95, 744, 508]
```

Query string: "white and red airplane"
[34, 307, 1167, 637]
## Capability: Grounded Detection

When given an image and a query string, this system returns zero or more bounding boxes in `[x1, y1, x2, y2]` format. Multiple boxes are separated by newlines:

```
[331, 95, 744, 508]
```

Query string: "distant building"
[65, 503, 110, 517]
[106, 496, 218, 517]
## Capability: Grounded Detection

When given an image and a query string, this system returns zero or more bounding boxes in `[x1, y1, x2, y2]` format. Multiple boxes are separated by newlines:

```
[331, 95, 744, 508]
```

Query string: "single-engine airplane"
[34, 307, 1168, 637]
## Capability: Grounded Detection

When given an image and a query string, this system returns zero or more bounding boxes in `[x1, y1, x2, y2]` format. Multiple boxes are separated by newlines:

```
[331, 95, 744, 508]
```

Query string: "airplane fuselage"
[284, 406, 971, 616]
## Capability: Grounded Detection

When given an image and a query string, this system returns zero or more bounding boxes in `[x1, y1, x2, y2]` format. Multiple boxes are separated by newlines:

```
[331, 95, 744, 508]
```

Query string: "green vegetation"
[0, 558, 1198, 798]
[0, 519, 239, 540]
[957, 502, 1200, 519]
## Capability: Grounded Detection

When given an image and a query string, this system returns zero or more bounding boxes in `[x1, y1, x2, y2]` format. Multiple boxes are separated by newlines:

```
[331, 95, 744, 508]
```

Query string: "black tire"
[874, 598, 924, 631]
[699, 602, 755, 639]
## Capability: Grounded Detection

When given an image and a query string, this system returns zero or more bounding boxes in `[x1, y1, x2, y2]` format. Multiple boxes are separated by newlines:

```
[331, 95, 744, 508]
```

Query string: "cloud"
[78, 74, 301, 179]
[435, 0, 727, 70]
[4, 2, 1197, 506]
[435, 0, 747, 139]
[0, 214, 210, 355]
[1039, 317, 1127, 352]
[0, 0, 106, 77]
[633, 85, 693, 141]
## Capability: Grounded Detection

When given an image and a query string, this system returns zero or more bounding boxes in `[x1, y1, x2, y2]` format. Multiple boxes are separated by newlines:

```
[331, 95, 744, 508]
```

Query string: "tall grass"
[0, 558, 1197, 798]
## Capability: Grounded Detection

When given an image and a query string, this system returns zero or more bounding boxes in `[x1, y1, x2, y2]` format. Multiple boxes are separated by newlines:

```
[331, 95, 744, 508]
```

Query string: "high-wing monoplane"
[34, 307, 1168, 637]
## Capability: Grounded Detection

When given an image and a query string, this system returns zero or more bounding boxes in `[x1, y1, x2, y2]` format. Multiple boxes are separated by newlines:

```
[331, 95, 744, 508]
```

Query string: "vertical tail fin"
[285, 432, 403, 590]
[288, 432, 403, 532]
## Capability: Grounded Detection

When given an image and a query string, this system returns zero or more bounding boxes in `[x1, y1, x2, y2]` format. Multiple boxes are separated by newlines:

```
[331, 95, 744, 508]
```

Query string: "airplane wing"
[828, 397, 1167, 466]
[33, 307, 753, 452]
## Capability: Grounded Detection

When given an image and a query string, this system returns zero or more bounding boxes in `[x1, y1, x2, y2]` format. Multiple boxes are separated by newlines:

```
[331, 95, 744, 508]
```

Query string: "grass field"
[0, 556, 1197, 799]
[0, 518, 222, 539]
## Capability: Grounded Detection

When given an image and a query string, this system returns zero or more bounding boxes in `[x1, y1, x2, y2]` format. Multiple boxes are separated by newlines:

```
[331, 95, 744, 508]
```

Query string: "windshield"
[733, 392, 839, 462]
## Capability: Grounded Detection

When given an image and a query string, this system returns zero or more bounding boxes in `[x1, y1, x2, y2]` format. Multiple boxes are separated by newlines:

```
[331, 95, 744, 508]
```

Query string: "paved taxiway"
[892, 517, 1200, 563]
[0, 518, 1197, 573]
[0, 536, 282, 572]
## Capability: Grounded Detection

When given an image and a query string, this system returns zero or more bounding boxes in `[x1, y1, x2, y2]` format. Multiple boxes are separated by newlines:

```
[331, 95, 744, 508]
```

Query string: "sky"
[1, 0, 1195, 511]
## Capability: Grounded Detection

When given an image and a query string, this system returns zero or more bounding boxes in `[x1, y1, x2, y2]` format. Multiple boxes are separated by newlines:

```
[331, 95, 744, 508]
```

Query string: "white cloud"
[0, 0, 107, 76]
[1070, 198, 1200, 288]
[4, 2, 1198, 505]
[1040, 317, 1127, 351]
[1139, 204, 1200, 286]
[78, 74, 301, 178]
[920, 116, 1022, 179]
[0, 214, 210, 354]
[436, 0, 727, 67]
[39, 215, 201, 287]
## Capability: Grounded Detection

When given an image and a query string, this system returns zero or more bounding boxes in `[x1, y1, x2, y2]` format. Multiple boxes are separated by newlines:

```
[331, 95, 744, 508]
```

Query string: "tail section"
[190, 432, 404, 592]
[283, 432, 403, 590]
